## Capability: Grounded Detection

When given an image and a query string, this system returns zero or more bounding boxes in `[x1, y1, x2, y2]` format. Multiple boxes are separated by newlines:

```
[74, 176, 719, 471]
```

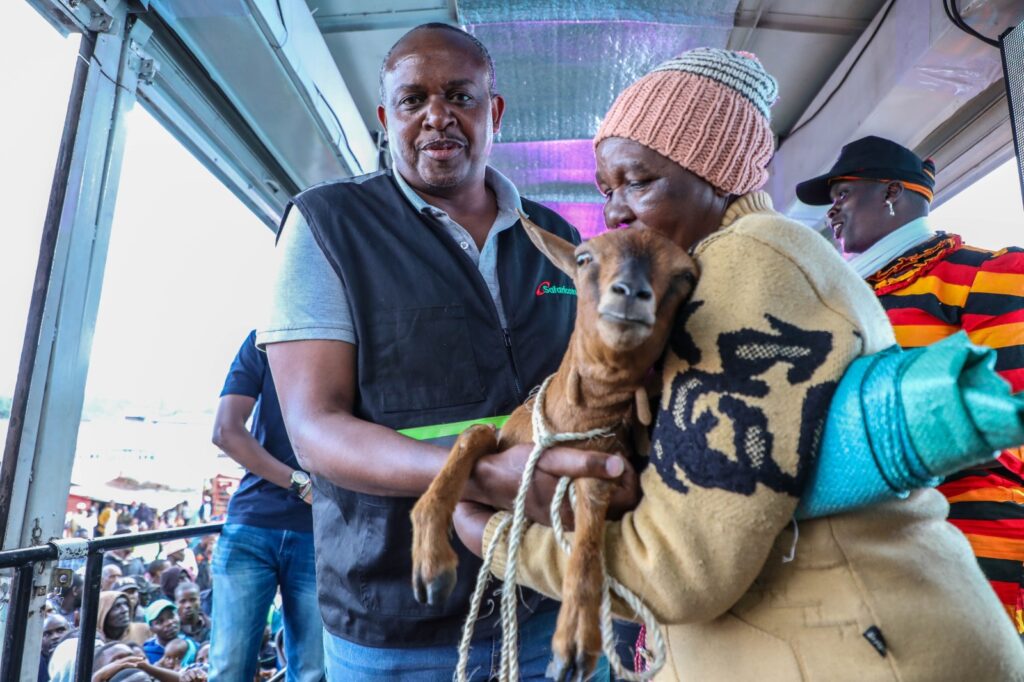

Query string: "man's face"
[826, 179, 893, 254]
[151, 608, 180, 642]
[102, 565, 122, 591]
[176, 586, 200, 624]
[41, 615, 69, 656]
[377, 29, 504, 195]
[104, 596, 131, 634]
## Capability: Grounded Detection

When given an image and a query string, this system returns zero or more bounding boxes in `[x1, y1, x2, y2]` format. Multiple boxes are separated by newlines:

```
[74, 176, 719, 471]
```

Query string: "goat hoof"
[545, 657, 588, 682]
[412, 566, 456, 606]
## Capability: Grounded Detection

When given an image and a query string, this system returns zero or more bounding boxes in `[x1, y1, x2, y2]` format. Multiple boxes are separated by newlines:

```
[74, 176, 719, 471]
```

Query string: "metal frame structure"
[1, 0, 1021, 677]
[1001, 21, 1024, 211]
[0, 5, 150, 669]
[0, 523, 222, 681]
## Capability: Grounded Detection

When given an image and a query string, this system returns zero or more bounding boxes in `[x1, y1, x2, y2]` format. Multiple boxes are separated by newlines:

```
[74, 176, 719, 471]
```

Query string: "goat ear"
[634, 387, 652, 427]
[518, 210, 577, 277]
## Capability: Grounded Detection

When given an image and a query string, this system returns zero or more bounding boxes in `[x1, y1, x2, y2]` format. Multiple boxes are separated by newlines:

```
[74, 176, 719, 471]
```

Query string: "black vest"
[290, 170, 578, 646]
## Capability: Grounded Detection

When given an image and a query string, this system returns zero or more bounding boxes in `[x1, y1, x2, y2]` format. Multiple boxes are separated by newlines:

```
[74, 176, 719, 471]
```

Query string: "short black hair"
[94, 641, 134, 670]
[378, 22, 496, 104]
[174, 581, 199, 599]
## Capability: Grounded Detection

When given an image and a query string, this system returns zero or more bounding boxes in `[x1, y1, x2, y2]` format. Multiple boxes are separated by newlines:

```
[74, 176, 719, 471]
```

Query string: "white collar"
[391, 165, 524, 218]
[848, 216, 935, 278]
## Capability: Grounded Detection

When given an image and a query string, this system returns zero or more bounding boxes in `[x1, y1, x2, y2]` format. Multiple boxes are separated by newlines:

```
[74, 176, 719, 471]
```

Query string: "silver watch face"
[292, 471, 310, 487]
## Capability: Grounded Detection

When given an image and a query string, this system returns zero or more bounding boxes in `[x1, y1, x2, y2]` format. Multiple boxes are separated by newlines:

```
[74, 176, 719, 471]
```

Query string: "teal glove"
[797, 332, 1024, 519]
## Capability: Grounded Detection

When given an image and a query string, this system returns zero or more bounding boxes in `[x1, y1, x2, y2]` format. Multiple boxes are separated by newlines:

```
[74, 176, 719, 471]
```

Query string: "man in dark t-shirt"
[208, 331, 324, 682]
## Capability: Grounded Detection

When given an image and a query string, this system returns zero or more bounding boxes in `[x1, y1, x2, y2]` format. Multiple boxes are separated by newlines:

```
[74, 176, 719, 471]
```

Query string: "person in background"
[796, 135, 1024, 634]
[38, 613, 69, 682]
[101, 564, 123, 592]
[47, 593, 149, 681]
[104, 529, 145, 577]
[90, 641, 191, 682]
[162, 539, 198, 578]
[146, 560, 169, 586]
[208, 330, 324, 681]
[56, 573, 82, 627]
[156, 639, 190, 671]
[97, 503, 114, 537]
[159, 566, 191, 602]
[190, 536, 214, 593]
[142, 600, 197, 667]
[113, 577, 145, 623]
[174, 582, 210, 645]
[98, 591, 150, 645]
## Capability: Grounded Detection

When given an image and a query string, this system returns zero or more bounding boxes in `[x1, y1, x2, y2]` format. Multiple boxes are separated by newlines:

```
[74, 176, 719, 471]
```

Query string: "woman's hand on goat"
[465, 444, 640, 529]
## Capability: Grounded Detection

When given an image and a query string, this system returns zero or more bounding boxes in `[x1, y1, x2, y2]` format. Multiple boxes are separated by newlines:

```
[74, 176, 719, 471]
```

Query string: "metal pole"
[75, 551, 105, 680]
[0, 565, 36, 682]
[0, 31, 91, 545]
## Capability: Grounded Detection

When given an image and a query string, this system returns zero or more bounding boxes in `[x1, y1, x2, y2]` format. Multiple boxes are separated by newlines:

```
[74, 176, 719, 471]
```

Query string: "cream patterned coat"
[483, 193, 1024, 681]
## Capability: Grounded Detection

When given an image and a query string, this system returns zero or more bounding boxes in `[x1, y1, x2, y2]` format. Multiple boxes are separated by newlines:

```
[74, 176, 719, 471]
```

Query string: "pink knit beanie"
[596, 48, 778, 196]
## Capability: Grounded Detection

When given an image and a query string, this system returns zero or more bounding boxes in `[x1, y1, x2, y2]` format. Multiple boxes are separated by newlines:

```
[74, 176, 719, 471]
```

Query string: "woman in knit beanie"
[459, 48, 1024, 681]
[593, 47, 777, 250]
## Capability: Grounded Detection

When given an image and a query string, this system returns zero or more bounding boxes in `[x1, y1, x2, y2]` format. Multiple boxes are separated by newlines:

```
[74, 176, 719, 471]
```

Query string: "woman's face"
[595, 137, 727, 250]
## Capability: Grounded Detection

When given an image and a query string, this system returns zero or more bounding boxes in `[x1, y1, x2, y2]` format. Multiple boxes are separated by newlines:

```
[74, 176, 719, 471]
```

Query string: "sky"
[1, 2, 275, 415]
[1, 2, 1023, 416]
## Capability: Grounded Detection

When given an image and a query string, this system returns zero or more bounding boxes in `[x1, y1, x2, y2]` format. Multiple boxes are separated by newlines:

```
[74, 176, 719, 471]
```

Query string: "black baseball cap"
[796, 136, 936, 206]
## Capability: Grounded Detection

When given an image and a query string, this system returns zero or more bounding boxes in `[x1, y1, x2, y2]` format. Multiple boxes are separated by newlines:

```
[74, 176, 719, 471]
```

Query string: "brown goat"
[411, 215, 698, 680]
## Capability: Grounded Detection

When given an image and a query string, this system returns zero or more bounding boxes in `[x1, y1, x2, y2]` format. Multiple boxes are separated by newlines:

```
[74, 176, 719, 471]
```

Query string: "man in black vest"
[262, 22, 637, 681]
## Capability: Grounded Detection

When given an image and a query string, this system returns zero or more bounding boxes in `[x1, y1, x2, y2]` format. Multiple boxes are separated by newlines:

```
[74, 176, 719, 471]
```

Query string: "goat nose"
[611, 281, 631, 297]
[611, 280, 653, 300]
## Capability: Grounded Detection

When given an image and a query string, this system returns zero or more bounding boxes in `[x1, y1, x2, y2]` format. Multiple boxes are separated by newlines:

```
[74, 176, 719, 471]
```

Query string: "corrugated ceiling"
[308, 0, 890, 235]
[459, 0, 739, 234]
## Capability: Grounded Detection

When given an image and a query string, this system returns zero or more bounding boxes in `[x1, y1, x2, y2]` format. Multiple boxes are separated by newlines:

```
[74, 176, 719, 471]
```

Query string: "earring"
[886, 200, 895, 217]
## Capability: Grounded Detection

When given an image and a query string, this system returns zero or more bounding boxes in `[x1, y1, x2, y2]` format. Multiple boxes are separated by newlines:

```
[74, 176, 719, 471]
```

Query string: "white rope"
[455, 375, 665, 681]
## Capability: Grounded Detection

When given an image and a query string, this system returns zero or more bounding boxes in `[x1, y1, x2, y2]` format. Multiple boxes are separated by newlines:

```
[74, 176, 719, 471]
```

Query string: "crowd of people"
[65, 499, 215, 541]
[24, 18, 1024, 682]
[40, 526, 281, 682]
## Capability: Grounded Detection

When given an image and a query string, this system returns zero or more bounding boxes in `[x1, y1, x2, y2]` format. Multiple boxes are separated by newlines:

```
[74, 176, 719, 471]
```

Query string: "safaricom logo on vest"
[535, 281, 577, 297]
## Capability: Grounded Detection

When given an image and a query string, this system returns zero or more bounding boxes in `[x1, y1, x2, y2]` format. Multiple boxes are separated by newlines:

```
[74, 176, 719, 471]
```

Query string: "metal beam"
[147, 0, 376, 186]
[734, 9, 870, 36]
[137, 11, 296, 228]
[245, 0, 377, 176]
[767, 0, 1024, 222]
[917, 80, 1014, 206]
[0, 6, 146, 677]
[315, 7, 453, 33]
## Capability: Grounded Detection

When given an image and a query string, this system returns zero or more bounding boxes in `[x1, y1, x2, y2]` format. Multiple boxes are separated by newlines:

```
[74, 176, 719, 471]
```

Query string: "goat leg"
[548, 477, 611, 682]
[411, 423, 498, 606]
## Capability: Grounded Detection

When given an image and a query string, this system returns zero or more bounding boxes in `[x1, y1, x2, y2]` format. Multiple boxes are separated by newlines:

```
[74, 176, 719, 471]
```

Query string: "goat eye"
[576, 253, 592, 267]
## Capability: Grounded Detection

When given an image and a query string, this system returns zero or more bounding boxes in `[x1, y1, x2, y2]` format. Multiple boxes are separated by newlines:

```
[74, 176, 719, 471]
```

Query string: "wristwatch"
[289, 470, 312, 500]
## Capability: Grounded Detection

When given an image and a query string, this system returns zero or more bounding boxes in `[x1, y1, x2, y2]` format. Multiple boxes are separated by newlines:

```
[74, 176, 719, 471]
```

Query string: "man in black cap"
[797, 135, 1024, 635]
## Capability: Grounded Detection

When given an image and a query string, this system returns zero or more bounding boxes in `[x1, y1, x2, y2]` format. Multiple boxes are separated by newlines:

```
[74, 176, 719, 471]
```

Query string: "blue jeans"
[323, 607, 610, 681]
[209, 523, 324, 682]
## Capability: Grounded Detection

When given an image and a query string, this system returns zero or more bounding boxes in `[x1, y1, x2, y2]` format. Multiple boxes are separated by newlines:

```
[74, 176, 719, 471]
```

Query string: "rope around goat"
[455, 375, 666, 681]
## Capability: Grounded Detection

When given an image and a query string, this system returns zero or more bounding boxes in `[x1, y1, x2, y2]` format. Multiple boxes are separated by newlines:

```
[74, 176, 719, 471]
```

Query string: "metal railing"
[0, 522, 223, 682]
